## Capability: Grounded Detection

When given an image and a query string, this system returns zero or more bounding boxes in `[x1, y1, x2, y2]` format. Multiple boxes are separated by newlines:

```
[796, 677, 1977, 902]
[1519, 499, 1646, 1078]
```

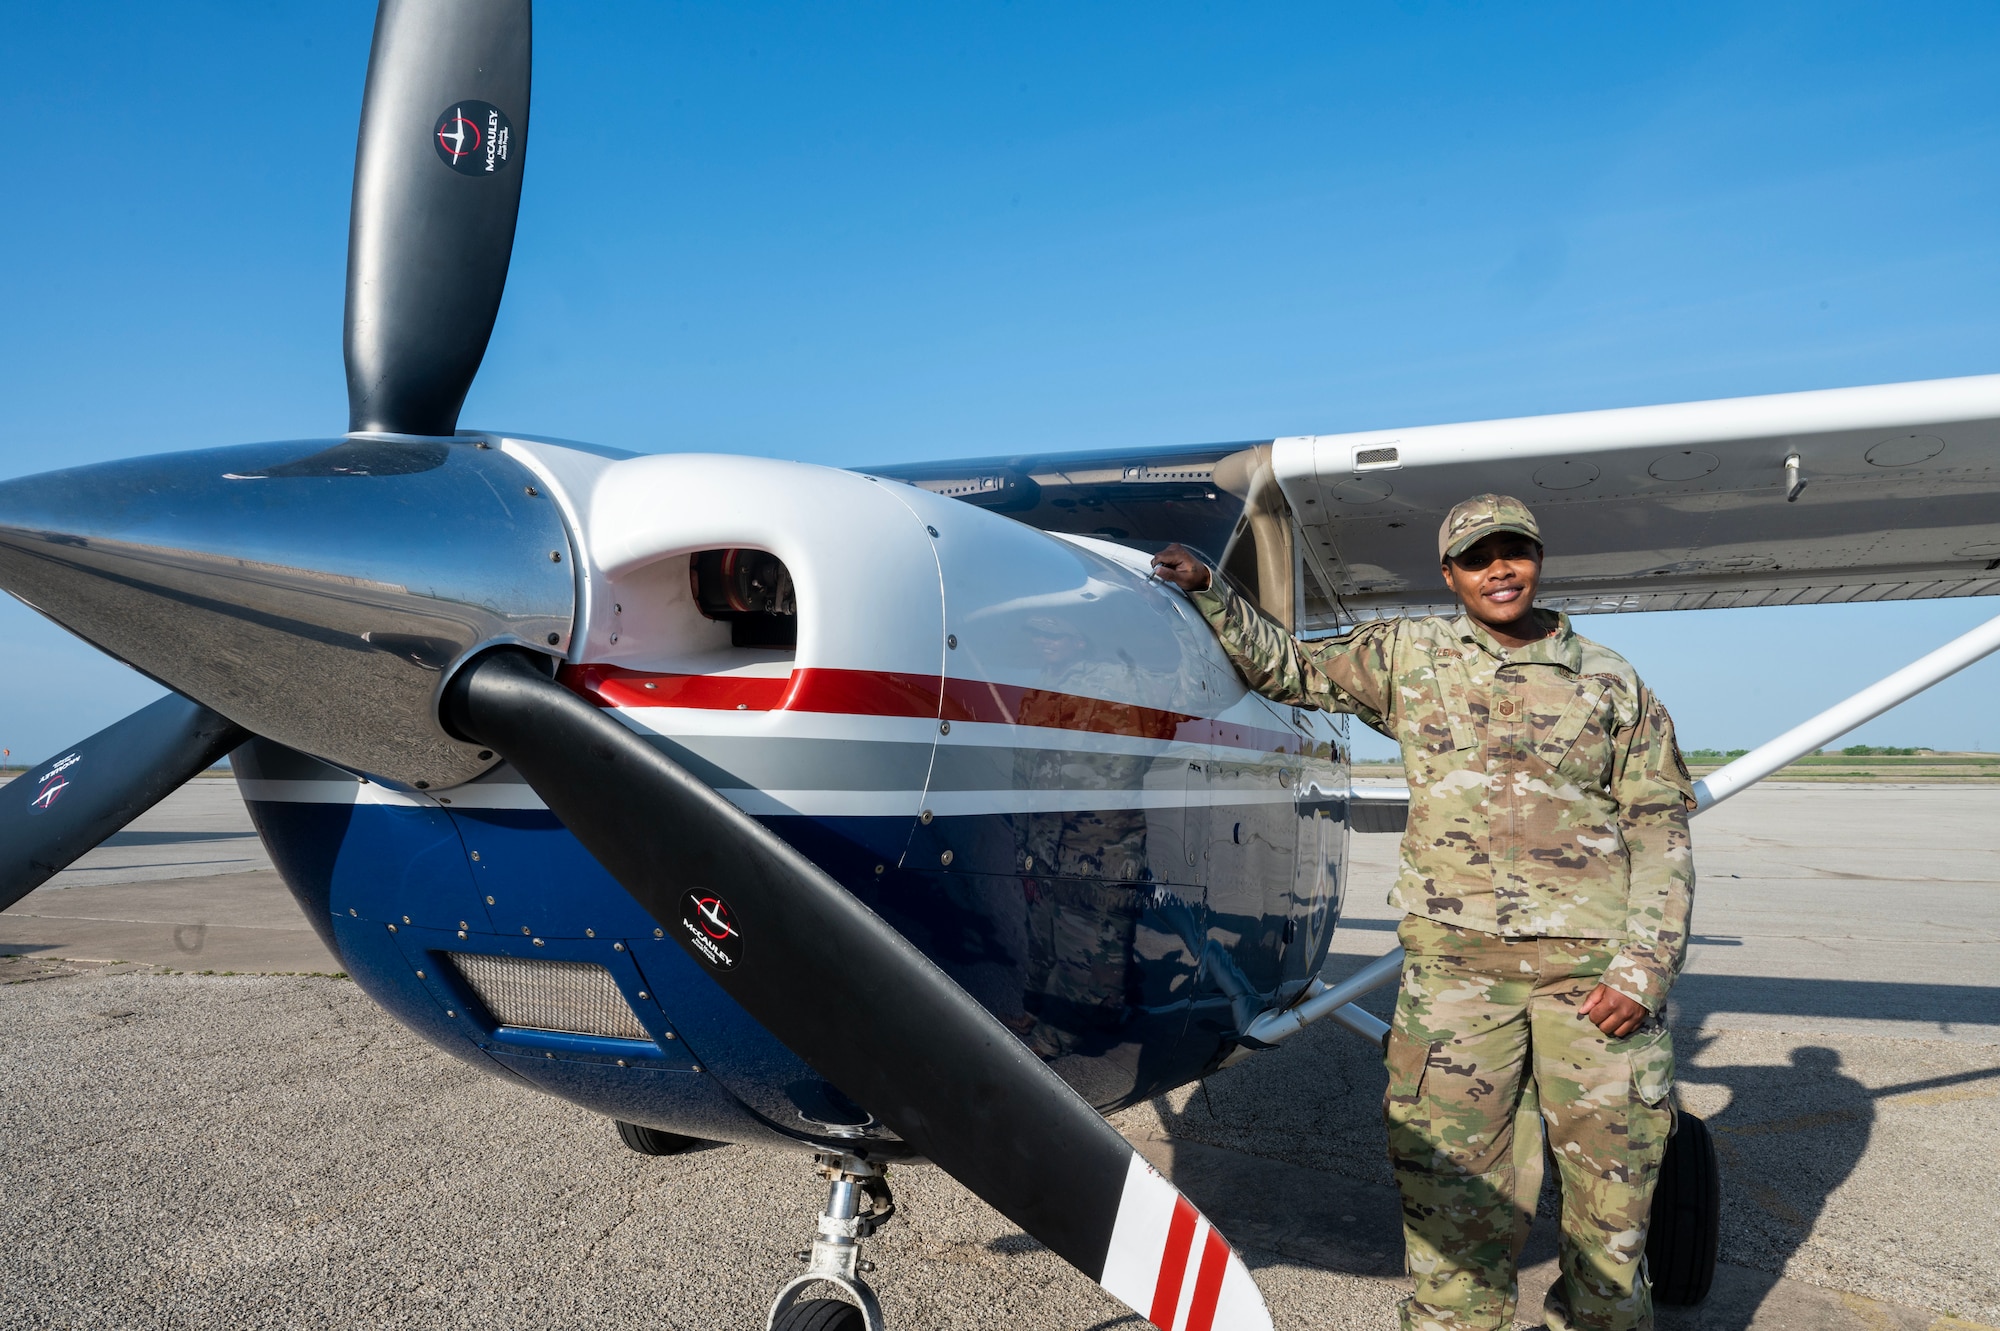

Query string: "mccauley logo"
[679, 891, 743, 969]
[436, 111, 480, 161]
[28, 752, 81, 815]
[433, 100, 514, 176]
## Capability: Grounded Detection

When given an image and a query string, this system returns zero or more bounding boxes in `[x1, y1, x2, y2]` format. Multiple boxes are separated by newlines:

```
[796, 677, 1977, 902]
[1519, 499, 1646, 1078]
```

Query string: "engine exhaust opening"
[690, 549, 798, 649]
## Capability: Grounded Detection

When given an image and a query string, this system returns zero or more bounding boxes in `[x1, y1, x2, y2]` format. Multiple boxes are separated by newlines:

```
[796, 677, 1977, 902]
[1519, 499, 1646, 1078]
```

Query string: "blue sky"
[3, 1, 1999, 762]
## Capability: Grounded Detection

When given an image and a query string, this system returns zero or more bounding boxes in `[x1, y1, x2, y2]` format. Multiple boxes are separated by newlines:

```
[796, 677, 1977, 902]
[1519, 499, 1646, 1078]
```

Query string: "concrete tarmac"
[15, 776, 276, 889]
[2, 782, 1996, 1330]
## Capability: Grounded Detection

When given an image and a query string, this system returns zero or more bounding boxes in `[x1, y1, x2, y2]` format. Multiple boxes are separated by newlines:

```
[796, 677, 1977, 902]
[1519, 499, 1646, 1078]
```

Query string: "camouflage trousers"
[1385, 915, 1676, 1331]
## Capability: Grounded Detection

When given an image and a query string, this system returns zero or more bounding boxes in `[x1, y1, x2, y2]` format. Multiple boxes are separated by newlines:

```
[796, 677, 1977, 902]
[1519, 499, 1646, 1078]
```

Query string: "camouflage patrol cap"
[1438, 493, 1542, 561]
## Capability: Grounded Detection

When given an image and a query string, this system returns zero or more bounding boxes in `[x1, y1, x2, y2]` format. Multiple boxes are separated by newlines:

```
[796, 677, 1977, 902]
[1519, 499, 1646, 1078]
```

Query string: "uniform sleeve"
[1186, 580, 1397, 731]
[1601, 685, 1698, 1011]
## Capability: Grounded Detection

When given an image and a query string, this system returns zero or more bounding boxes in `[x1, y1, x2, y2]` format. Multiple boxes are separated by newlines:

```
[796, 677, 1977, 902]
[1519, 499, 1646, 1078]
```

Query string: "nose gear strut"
[766, 1153, 896, 1331]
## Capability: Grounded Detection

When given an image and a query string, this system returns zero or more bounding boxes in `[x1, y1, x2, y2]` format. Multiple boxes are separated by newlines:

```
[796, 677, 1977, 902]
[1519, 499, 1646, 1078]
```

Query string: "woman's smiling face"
[1441, 532, 1544, 635]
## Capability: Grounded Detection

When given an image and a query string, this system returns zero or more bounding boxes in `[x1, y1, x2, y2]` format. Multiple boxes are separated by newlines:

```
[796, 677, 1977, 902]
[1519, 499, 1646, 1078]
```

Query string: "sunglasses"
[1448, 541, 1541, 571]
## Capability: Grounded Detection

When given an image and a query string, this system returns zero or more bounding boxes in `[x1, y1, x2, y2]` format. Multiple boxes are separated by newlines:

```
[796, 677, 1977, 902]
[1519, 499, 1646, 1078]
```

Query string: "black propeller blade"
[443, 650, 1270, 1326]
[345, 0, 531, 437]
[0, 694, 246, 913]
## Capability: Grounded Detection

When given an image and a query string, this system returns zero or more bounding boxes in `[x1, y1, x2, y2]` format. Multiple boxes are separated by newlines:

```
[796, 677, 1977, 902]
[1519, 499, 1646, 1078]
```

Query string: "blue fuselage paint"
[239, 730, 1349, 1156]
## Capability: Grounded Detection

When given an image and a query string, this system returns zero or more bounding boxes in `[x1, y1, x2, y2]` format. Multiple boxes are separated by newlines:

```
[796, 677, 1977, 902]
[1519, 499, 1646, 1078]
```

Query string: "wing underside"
[870, 375, 2000, 634]
[1278, 374, 2000, 630]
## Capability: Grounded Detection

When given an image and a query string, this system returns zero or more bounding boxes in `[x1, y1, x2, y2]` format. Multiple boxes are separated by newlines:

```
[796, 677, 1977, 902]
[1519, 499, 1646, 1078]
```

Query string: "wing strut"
[1692, 605, 2000, 809]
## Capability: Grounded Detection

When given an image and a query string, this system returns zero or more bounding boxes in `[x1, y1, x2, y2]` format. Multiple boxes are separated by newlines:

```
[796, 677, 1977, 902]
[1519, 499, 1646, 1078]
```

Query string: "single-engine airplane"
[7, 4, 2000, 1328]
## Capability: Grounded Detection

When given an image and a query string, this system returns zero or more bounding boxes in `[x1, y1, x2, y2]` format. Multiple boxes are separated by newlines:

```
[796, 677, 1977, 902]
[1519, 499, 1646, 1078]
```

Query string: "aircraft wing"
[868, 374, 2000, 635]
[1278, 373, 2000, 630]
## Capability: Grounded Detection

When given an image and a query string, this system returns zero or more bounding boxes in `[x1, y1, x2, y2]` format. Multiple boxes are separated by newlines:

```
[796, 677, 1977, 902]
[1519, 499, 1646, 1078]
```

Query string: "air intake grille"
[448, 953, 649, 1040]
[1354, 446, 1400, 468]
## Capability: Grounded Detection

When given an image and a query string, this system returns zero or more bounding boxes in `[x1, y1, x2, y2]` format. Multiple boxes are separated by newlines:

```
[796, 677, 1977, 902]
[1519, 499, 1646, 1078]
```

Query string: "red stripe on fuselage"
[568, 664, 793, 711]
[779, 666, 952, 718]
[1149, 1195, 1199, 1329]
[561, 664, 1304, 754]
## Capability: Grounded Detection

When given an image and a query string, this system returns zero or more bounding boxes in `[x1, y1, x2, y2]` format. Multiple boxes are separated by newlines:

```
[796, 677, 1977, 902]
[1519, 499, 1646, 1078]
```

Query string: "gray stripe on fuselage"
[638, 734, 936, 793]
[923, 741, 1199, 792]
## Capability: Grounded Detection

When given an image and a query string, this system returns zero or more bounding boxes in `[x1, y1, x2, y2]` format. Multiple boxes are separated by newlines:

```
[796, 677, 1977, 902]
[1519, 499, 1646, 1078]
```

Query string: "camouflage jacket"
[1189, 583, 1696, 1010]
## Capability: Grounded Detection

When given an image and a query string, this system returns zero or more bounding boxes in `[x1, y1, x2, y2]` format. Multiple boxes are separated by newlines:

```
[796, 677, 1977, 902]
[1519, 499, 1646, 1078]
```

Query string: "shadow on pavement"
[1673, 975, 2000, 1031]
[100, 830, 259, 846]
[1694, 1040, 1874, 1282]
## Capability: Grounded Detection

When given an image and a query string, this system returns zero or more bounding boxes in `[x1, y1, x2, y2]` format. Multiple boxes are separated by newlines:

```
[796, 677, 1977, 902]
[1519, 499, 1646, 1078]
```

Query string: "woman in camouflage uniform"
[1152, 494, 1696, 1331]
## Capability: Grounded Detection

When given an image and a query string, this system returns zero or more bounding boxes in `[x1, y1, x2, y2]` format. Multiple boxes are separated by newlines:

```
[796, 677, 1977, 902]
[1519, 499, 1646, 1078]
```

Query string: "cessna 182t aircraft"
[6, 4, 2000, 1328]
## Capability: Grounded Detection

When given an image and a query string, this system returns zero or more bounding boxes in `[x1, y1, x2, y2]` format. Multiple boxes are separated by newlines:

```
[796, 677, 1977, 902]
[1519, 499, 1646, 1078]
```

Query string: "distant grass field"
[1353, 751, 2000, 784]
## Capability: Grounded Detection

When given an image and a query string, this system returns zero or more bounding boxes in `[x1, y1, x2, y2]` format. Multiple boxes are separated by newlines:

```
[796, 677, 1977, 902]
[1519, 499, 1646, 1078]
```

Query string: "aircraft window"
[860, 443, 1255, 562]
[863, 444, 1301, 629]
[690, 548, 798, 649]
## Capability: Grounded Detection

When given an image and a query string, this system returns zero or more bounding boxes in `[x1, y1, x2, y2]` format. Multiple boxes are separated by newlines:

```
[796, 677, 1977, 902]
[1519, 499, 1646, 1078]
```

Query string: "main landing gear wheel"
[766, 1152, 895, 1331]
[770, 1299, 866, 1331]
[1648, 1109, 1721, 1306]
[613, 1119, 704, 1157]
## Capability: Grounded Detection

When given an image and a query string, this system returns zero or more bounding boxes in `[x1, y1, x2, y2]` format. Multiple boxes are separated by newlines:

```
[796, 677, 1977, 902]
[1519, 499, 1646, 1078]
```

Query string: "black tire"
[771, 1297, 866, 1331]
[613, 1119, 704, 1157]
[1648, 1109, 1721, 1306]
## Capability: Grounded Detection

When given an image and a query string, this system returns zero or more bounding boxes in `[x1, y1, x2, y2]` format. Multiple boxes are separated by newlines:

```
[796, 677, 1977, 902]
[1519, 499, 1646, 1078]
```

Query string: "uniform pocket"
[1384, 1028, 1432, 1102]
[1620, 1020, 1675, 1107]
[1426, 653, 1480, 753]
[1536, 679, 1608, 770]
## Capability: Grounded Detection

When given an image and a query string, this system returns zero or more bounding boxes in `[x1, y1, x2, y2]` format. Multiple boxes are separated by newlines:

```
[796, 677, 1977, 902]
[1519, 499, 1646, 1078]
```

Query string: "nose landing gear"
[766, 1152, 896, 1331]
